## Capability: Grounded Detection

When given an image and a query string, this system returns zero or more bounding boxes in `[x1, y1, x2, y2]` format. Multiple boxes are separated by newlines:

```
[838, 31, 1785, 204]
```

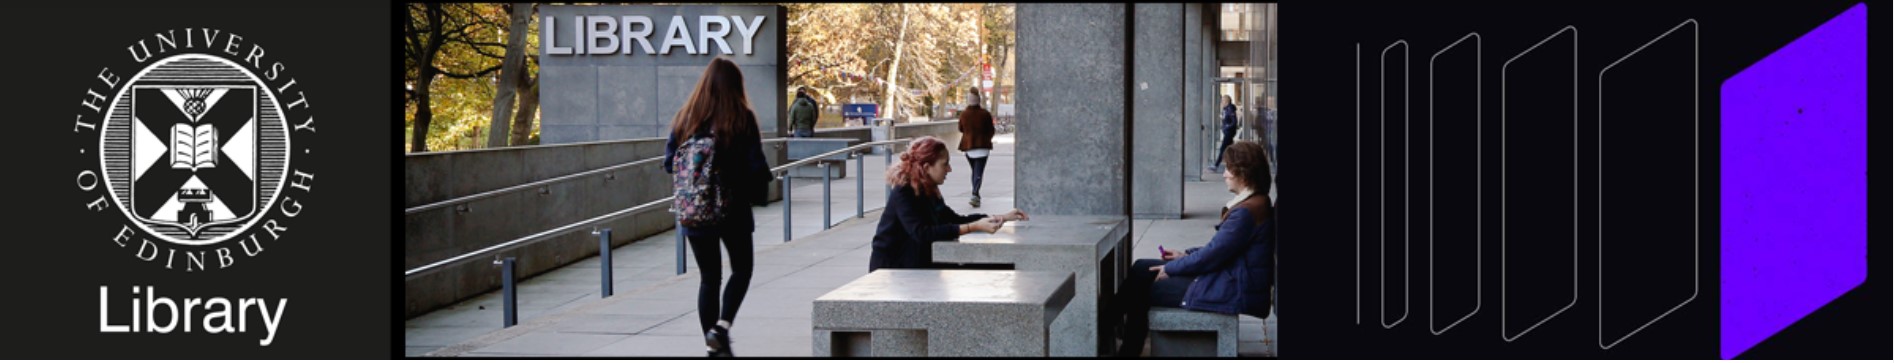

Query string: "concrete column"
[1016, 4, 1127, 217]
[1132, 3, 1184, 219]
[1203, 5, 1221, 172]
[1182, 3, 1203, 181]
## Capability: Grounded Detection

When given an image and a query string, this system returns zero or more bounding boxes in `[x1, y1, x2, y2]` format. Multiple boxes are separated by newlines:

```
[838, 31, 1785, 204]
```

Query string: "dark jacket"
[957, 105, 996, 152]
[1221, 103, 1238, 134]
[1165, 194, 1273, 317]
[869, 184, 987, 271]
[789, 95, 817, 132]
[663, 111, 772, 238]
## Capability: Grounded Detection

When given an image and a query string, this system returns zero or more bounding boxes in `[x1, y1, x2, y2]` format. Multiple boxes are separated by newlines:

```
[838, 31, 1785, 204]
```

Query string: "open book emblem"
[174, 123, 217, 171]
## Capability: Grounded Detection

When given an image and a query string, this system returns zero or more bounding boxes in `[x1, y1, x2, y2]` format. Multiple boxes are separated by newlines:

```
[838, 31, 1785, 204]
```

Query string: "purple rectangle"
[1718, 3, 1868, 360]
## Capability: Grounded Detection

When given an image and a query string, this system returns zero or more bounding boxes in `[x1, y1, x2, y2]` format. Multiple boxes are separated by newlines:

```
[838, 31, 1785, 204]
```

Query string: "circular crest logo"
[74, 28, 315, 272]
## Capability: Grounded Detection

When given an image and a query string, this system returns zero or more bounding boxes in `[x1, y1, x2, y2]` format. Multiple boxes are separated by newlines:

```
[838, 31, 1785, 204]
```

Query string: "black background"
[1283, 0, 1890, 359]
[0, 1, 1881, 360]
[4, 5, 391, 359]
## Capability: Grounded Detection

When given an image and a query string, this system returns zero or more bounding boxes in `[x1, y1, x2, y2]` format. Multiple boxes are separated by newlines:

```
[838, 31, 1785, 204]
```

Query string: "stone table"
[812, 269, 1075, 357]
[931, 215, 1132, 356]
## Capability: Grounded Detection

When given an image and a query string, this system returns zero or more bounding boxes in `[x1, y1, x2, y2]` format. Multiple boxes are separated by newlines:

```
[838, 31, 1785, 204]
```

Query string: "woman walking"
[663, 57, 771, 357]
[957, 88, 996, 207]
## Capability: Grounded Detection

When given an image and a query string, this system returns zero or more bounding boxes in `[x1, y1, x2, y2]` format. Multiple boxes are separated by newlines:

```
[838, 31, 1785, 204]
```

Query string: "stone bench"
[812, 269, 1075, 357]
[1146, 307, 1238, 357]
[933, 215, 1132, 356]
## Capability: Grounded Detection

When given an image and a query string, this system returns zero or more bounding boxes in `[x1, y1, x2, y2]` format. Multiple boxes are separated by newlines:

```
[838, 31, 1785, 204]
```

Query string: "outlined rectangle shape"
[1428, 32, 1482, 336]
[1597, 19, 1700, 350]
[1499, 25, 1578, 342]
[1379, 40, 1411, 329]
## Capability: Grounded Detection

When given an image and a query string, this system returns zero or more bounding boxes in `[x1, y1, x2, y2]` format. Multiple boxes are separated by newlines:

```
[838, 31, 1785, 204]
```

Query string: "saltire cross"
[131, 87, 257, 238]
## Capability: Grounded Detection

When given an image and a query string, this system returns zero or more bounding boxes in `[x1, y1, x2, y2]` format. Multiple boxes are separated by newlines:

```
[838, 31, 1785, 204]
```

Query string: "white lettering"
[81, 88, 109, 113]
[204, 297, 232, 333]
[127, 40, 152, 63]
[294, 116, 315, 133]
[587, 16, 618, 55]
[288, 170, 314, 193]
[551, 14, 766, 56]
[96, 286, 287, 346]
[76, 170, 98, 191]
[240, 234, 266, 256]
[145, 286, 178, 333]
[545, 16, 572, 55]
[222, 33, 243, 56]
[99, 287, 129, 332]
[621, 16, 654, 54]
[111, 225, 135, 247]
[661, 15, 696, 55]
[256, 299, 287, 346]
[699, 16, 731, 55]
[571, 15, 584, 54]
[135, 239, 159, 261]
[732, 15, 765, 55]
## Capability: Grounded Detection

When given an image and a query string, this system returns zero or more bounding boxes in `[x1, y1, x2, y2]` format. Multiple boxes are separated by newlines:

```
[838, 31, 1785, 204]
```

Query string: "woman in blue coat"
[1115, 141, 1274, 357]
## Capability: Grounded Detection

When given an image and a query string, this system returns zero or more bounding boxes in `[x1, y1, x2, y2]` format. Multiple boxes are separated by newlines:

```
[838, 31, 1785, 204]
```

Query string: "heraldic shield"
[102, 55, 289, 245]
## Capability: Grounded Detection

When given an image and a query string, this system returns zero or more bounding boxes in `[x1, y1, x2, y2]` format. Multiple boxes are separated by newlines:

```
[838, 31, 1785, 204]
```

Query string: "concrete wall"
[402, 119, 965, 318]
[804, 121, 958, 154]
[893, 120, 963, 151]
[1017, 4, 1127, 217]
[1132, 3, 1184, 219]
[538, 5, 788, 145]
[403, 138, 786, 318]
[809, 126, 873, 148]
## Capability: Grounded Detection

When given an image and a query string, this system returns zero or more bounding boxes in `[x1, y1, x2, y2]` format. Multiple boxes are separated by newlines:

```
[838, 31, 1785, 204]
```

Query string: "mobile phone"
[1159, 245, 1168, 256]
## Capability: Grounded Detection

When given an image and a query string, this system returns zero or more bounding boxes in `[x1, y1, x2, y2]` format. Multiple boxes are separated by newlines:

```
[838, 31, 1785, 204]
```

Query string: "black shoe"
[706, 326, 733, 357]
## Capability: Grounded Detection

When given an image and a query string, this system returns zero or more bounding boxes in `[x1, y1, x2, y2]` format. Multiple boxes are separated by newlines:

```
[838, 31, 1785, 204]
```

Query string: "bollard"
[782, 174, 792, 243]
[674, 220, 686, 276]
[594, 228, 613, 298]
[856, 153, 865, 219]
[498, 257, 518, 328]
[884, 151, 893, 198]
[822, 162, 832, 230]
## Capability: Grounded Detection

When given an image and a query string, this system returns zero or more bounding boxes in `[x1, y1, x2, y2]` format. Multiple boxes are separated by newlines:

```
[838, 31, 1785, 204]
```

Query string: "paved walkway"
[404, 134, 1277, 357]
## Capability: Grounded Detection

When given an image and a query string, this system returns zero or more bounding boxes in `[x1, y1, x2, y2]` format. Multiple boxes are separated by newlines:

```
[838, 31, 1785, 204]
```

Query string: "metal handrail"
[769, 138, 913, 175]
[406, 135, 925, 328]
[404, 196, 674, 280]
[404, 157, 662, 215]
[404, 138, 792, 216]
[403, 137, 887, 280]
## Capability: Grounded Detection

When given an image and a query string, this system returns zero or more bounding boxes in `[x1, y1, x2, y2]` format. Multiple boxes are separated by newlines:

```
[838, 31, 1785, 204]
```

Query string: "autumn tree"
[403, 2, 511, 151]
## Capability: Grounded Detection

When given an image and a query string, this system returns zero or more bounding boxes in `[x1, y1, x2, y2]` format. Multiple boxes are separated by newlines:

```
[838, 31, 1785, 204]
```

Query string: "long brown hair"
[1222, 141, 1274, 224]
[887, 136, 949, 198]
[670, 57, 759, 151]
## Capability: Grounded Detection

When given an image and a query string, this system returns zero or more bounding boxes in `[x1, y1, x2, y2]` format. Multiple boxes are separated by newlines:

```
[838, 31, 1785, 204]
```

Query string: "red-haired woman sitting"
[868, 136, 1028, 271]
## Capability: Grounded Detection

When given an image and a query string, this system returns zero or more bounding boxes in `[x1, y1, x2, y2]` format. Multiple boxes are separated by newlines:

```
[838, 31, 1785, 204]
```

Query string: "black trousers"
[966, 155, 989, 196]
[686, 230, 754, 334]
[1116, 258, 1193, 357]
[1214, 129, 1236, 168]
